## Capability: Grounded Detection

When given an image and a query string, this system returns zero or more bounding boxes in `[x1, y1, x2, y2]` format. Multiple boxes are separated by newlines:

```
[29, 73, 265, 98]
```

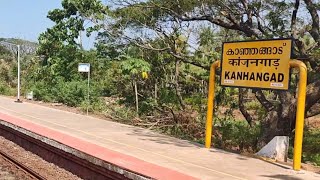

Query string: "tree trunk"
[239, 88, 254, 126]
[258, 103, 296, 148]
[174, 60, 186, 109]
[154, 80, 158, 102]
[134, 80, 139, 114]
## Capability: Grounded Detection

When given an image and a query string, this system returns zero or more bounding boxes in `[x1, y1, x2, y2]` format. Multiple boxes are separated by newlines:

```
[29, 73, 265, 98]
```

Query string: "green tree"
[121, 56, 151, 113]
[38, 0, 320, 147]
[92, 0, 320, 146]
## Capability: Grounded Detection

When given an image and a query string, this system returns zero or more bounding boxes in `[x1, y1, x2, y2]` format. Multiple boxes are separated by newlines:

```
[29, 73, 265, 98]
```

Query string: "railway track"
[0, 149, 46, 180]
[0, 123, 135, 180]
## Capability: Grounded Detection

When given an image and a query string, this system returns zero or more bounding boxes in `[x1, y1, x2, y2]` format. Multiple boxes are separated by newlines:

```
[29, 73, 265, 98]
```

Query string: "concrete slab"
[256, 136, 289, 162]
[0, 96, 319, 180]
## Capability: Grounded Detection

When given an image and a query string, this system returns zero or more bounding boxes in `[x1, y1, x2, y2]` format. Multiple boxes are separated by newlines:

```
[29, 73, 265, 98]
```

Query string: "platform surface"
[0, 96, 319, 180]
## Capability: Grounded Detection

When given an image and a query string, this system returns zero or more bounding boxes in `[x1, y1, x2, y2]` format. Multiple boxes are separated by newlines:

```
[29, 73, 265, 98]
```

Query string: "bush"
[243, 100, 266, 121]
[54, 79, 87, 106]
[80, 97, 107, 113]
[158, 88, 180, 106]
[213, 117, 261, 152]
[0, 81, 15, 96]
[27, 77, 103, 108]
[139, 97, 157, 115]
[28, 81, 55, 102]
[289, 129, 320, 166]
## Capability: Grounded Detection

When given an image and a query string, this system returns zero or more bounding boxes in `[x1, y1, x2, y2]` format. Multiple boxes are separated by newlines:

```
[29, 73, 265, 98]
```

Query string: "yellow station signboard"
[220, 39, 292, 90]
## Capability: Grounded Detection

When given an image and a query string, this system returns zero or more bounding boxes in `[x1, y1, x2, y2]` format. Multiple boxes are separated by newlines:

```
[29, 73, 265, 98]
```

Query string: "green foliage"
[139, 97, 157, 114]
[0, 45, 11, 56]
[184, 94, 206, 111]
[213, 117, 261, 152]
[245, 100, 267, 120]
[11, 0, 320, 167]
[0, 39, 36, 97]
[28, 80, 55, 102]
[38, 0, 107, 56]
[120, 56, 151, 76]
[0, 81, 15, 96]
[158, 88, 180, 105]
[27, 77, 102, 108]
[265, 1, 291, 34]
[289, 129, 320, 166]
[216, 86, 238, 107]
[80, 97, 106, 112]
[104, 102, 137, 124]
[54, 79, 87, 106]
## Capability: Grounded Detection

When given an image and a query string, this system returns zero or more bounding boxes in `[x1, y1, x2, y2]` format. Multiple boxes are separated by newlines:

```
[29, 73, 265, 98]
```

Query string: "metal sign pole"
[290, 60, 307, 171]
[78, 63, 91, 116]
[17, 45, 21, 102]
[87, 69, 90, 116]
[205, 61, 220, 148]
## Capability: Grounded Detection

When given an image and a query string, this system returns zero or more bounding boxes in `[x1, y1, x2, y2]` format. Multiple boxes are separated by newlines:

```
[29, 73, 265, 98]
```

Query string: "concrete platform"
[0, 96, 319, 180]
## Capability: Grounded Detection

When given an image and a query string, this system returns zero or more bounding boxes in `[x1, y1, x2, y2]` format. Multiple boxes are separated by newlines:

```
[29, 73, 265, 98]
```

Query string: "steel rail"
[0, 149, 46, 180]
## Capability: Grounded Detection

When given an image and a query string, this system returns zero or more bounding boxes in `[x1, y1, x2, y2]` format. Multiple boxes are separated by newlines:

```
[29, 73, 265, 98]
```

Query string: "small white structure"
[26, 91, 33, 100]
[256, 136, 289, 162]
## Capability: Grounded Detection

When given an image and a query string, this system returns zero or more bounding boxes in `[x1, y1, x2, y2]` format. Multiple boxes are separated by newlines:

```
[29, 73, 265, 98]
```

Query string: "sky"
[0, 1, 61, 41]
[0, 0, 95, 49]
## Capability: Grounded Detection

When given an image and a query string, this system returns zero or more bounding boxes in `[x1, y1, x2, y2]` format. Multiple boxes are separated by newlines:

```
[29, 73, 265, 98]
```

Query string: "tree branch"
[254, 90, 275, 111]
[122, 36, 210, 70]
[291, 0, 300, 38]
[306, 79, 320, 112]
[239, 88, 254, 126]
[304, 0, 320, 44]
[306, 102, 320, 118]
[278, 91, 295, 118]
[240, 0, 253, 27]
[141, 2, 261, 38]
[123, 33, 211, 70]
[169, 52, 210, 70]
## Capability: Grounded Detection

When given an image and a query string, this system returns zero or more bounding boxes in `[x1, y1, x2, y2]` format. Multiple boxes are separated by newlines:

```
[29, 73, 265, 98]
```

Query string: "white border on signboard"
[78, 63, 90, 72]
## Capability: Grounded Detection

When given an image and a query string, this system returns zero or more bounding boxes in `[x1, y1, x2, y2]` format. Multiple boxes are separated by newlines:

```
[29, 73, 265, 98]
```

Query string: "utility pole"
[87, 68, 90, 115]
[17, 45, 21, 102]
